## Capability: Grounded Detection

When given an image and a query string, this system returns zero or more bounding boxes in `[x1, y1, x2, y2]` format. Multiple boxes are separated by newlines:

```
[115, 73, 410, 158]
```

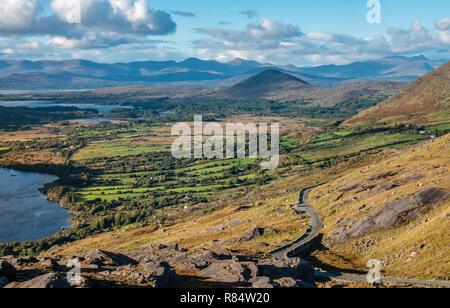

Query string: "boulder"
[0, 260, 16, 282]
[347, 187, 449, 238]
[85, 250, 138, 266]
[237, 227, 264, 242]
[17, 273, 72, 289]
[274, 277, 297, 288]
[249, 277, 274, 288]
[200, 260, 248, 284]
[141, 261, 172, 288]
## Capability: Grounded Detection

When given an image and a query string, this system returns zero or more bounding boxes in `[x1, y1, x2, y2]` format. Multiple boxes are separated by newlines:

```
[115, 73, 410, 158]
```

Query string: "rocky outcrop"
[1, 244, 316, 288]
[11, 273, 72, 289]
[340, 187, 449, 239]
[85, 250, 138, 267]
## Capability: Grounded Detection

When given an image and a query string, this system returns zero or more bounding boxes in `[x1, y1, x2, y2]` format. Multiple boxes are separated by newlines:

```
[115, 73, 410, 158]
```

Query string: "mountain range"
[0, 55, 446, 90]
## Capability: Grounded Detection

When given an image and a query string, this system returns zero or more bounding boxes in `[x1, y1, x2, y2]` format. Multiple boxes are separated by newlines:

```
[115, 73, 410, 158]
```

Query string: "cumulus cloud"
[0, 0, 176, 51]
[435, 18, 450, 31]
[435, 18, 450, 44]
[0, 0, 38, 33]
[195, 18, 450, 65]
[196, 19, 301, 50]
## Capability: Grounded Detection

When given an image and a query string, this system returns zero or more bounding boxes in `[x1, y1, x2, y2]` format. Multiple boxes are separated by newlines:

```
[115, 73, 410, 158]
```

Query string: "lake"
[0, 100, 133, 114]
[0, 168, 73, 243]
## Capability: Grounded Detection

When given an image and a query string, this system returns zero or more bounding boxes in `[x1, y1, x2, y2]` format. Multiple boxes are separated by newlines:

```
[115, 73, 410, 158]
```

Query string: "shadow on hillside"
[303, 243, 366, 275]
[168, 274, 248, 288]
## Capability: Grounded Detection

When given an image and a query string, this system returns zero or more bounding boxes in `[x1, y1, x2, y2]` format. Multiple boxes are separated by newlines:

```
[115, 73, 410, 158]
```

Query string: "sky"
[0, 0, 449, 66]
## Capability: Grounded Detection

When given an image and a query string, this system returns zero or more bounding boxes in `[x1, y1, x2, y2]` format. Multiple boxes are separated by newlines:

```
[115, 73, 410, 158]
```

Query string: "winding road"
[271, 185, 450, 288]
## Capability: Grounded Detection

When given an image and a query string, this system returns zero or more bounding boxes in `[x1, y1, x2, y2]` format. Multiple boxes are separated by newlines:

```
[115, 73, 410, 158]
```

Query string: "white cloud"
[435, 18, 450, 44]
[195, 18, 450, 66]
[0, 0, 176, 51]
[0, 0, 38, 33]
[435, 18, 450, 31]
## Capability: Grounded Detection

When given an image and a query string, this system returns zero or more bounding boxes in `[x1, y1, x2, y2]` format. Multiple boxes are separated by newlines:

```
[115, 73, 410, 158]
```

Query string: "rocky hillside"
[346, 62, 450, 126]
[308, 134, 450, 279]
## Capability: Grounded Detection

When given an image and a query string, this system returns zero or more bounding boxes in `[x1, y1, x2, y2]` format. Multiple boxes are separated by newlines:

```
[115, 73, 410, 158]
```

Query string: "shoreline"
[0, 166, 75, 244]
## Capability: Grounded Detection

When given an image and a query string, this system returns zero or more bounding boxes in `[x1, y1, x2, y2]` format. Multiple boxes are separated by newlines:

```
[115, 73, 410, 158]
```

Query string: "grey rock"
[249, 277, 274, 288]
[237, 226, 264, 242]
[85, 250, 138, 266]
[17, 273, 72, 289]
[200, 260, 247, 283]
[347, 187, 449, 238]
[274, 277, 297, 288]
[141, 261, 172, 288]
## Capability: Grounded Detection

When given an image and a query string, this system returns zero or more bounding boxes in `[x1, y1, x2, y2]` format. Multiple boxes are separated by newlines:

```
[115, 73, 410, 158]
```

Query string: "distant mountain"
[0, 55, 446, 90]
[298, 55, 445, 82]
[346, 61, 450, 125]
[218, 69, 314, 99]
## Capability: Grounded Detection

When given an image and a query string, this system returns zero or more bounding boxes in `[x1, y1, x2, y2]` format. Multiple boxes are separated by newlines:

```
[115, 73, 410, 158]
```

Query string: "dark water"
[0, 100, 133, 114]
[0, 168, 73, 243]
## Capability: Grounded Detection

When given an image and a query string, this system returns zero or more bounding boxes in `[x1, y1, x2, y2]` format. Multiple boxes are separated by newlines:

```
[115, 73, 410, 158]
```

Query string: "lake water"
[0, 168, 73, 243]
[0, 101, 133, 114]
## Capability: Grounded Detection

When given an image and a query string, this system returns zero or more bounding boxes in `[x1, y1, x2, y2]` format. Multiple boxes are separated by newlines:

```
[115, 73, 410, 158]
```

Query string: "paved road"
[270, 185, 450, 288]
[271, 187, 322, 259]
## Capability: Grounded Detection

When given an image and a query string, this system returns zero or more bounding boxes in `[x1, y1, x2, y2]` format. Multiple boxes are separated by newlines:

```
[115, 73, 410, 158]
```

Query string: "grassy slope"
[308, 134, 450, 279]
[345, 62, 450, 126]
[45, 171, 335, 259]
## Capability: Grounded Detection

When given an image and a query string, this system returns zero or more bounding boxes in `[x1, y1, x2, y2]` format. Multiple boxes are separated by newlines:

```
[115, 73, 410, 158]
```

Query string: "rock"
[38, 258, 57, 269]
[346, 187, 449, 238]
[400, 174, 425, 184]
[200, 260, 248, 284]
[85, 250, 138, 266]
[369, 171, 398, 181]
[16, 273, 72, 289]
[414, 187, 449, 205]
[258, 258, 315, 285]
[237, 227, 264, 242]
[141, 261, 172, 288]
[274, 277, 297, 288]
[249, 277, 274, 288]
[0, 260, 16, 282]
[11, 256, 37, 267]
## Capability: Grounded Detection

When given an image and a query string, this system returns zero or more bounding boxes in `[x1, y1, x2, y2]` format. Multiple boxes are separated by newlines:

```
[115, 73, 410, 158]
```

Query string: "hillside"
[217, 69, 315, 99]
[346, 62, 450, 125]
[308, 134, 450, 279]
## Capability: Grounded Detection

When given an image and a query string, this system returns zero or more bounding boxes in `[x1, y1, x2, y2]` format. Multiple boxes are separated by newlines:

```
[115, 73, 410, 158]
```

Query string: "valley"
[0, 62, 449, 289]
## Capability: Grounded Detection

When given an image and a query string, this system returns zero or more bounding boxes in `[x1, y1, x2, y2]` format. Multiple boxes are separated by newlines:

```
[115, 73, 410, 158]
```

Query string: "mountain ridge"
[0, 55, 446, 90]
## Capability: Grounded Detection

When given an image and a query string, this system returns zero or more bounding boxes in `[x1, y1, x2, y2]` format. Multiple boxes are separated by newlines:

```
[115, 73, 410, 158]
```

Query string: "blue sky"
[0, 0, 449, 66]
